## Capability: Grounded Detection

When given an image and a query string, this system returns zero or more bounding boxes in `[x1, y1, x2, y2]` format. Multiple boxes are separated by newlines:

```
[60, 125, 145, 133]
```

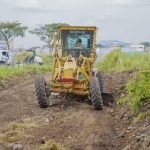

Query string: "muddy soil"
[0, 71, 149, 150]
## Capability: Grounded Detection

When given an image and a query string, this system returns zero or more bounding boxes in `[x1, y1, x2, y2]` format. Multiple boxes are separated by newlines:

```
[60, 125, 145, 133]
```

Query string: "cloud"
[106, 0, 150, 6]
[14, 0, 60, 13]
[0, 0, 150, 47]
[106, 0, 133, 5]
[16, 0, 40, 8]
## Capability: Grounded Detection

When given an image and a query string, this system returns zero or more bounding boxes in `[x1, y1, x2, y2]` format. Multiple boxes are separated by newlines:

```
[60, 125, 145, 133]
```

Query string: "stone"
[140, 134, 146, 138]
[107, 108, 114, 113]
[122, 145, 131, 150]
[135, 136, 141, 142]
[45, 118, 50, 123]
[13, 144, 23, 150]
[127, 126, 133, 130]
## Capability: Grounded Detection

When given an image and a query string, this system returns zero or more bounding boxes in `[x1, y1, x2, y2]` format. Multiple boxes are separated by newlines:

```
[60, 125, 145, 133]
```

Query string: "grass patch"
[0, 53, 54, 77]
[96, 49, 150, 72]
[0, 63, 52, 77]
[39, 140, 69, 150]
[118, 70, 150, 116]
[134, 112, 147, 122]
[0, 118, 36, 143]
[97, 50, 150, 118]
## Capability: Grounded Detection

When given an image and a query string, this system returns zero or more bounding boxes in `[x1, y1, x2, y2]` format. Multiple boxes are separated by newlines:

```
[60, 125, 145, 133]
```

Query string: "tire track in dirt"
[0, 72, 116, 150]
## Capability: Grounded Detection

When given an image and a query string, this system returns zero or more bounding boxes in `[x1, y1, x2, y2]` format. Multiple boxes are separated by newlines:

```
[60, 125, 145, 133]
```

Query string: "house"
[130, 44, 145, 52]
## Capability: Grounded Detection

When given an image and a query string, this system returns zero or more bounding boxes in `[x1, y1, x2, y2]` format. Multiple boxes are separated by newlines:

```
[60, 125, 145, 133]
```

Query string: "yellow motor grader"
[35, 25, 112, 110]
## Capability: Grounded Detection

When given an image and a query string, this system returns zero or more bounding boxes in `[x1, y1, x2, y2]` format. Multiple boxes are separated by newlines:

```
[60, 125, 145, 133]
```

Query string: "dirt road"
[0, 72, 117, 150]
[0, 71, 149, 150]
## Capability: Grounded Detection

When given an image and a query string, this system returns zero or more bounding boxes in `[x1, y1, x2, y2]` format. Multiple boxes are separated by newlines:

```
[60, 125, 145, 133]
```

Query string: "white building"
[130, 44, 145, 52]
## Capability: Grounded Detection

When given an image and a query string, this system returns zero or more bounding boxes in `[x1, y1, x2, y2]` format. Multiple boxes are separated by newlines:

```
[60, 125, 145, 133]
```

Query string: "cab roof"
[58, 25, 97, 31]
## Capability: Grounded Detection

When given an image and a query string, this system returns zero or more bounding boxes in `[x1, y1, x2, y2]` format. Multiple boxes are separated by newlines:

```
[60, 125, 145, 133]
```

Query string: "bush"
[15, 51, 31, 64]
[40, 54, 53, 64]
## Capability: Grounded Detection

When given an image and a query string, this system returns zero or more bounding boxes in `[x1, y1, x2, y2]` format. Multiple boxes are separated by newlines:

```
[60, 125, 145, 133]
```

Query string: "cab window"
[61, 30, 94, 57]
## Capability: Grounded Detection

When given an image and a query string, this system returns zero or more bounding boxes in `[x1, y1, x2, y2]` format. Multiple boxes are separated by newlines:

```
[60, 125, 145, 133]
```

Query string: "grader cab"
[35, 25, 112, 110]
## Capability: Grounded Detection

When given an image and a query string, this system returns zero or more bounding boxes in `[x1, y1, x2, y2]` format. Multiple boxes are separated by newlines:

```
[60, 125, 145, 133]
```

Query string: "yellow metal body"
[50, 25, 97, 96]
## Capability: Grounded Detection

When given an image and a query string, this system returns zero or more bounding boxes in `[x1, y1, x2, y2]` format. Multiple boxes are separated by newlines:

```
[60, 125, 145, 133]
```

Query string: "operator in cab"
[75, 38, 83, 49]
[74, 38, 83, 57]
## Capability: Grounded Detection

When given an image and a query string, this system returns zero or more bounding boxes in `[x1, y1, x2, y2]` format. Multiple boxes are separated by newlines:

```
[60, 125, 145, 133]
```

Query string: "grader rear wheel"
[35, 77, 49, 108]
[90, 77, 103, 110]
[96, 71, 104, 92]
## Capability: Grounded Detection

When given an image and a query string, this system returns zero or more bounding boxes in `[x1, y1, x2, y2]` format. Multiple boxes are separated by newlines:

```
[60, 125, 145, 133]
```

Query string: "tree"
[29, 23, 68, 54]
[140, 42, 150, 48]
[0, 21, 28, 50]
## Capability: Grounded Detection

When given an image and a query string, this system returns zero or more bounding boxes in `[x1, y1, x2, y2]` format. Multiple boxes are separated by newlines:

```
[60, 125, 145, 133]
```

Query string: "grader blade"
[101, 92, 114, 103]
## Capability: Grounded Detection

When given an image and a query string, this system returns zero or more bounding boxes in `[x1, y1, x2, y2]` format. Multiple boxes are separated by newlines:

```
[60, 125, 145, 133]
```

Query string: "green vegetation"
[29, 23, 68, 51]
[0, 63, 52, 77]
[0, 52, 53, 77]
[96, 49, 150, 72]
[40, 54, 54, 64]
[14, 51, 54, 64]
[118, 70, 150, 117]
[98, 49, 150, 118]
[0, 21, 27, 50]
[14, 51, 32, 64]
[134, 112, 148, 122]
[39, 140, 69, 150]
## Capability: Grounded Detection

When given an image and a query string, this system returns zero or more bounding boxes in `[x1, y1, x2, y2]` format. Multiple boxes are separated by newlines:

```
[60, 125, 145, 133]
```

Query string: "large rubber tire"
[96, 71, 110, 106]
[90, 77, 103, 110]
[96, 71, 104, 92]
[35, 77, 49, 108]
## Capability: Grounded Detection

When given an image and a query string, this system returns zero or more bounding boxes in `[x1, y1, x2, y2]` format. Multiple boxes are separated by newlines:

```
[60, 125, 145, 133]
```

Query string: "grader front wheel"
[90, 77, 103, 110]
[35, 77, 49, 108]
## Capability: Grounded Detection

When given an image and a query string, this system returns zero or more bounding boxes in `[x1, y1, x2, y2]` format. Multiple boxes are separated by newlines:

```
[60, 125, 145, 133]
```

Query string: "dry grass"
[39, 140, 69, 150]
[0, 118, 36, 143]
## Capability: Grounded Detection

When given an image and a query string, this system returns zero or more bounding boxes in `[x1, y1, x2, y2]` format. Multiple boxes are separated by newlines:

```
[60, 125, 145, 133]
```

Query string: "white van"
[0, 50, 14, 65]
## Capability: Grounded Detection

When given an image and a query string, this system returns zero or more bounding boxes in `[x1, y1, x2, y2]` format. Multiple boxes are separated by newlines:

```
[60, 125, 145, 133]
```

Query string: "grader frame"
[35, 25, 113, 110]
[51, 26, 96, 95]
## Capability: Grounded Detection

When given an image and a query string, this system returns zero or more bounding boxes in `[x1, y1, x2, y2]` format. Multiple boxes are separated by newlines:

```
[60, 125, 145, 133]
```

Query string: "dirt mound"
[104, 70, 150, 150]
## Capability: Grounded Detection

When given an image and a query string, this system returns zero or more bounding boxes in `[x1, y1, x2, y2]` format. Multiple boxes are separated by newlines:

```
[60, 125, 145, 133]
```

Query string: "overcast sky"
[0, 0, 150, 48]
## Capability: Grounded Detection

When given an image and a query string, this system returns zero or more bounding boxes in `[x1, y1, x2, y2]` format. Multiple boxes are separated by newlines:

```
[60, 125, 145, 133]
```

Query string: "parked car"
[0, 50, 15, 65]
